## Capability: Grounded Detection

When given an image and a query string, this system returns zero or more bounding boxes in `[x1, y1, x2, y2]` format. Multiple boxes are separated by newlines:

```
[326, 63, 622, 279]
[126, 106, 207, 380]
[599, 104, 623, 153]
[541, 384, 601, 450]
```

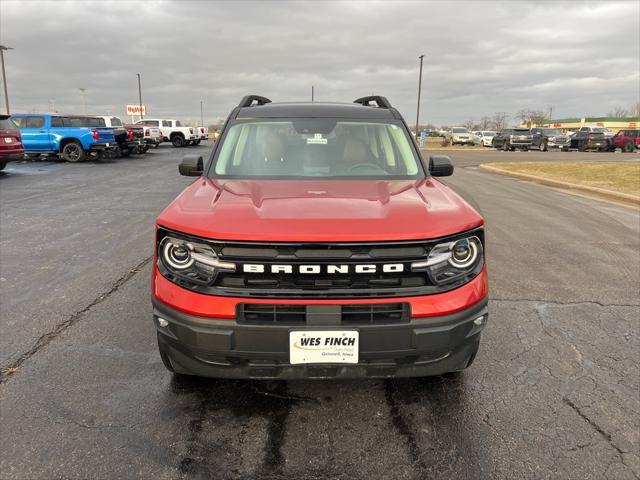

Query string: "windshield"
[452, 127, 468, 133]
[212, 119, 423, 179]
[542, 129, 561, 135]
[482, 131, 495, 136]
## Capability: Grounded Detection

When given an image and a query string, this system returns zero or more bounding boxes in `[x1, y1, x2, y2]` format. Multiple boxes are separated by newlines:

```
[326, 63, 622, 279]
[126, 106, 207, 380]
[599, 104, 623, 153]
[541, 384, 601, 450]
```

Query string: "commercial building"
[545, 117, 639, 133]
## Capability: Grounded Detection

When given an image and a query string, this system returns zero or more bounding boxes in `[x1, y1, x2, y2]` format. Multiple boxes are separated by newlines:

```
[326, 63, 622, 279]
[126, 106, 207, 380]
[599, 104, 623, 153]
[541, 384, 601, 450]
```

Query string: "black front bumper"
[153, 298, 488, 379]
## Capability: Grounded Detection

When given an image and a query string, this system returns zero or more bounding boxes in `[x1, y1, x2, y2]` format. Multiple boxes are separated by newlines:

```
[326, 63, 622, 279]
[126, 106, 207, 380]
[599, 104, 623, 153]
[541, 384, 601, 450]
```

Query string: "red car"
[152, 95, 488, 379]
[611, 129, 639, 152]
[0, 115, 24, 171]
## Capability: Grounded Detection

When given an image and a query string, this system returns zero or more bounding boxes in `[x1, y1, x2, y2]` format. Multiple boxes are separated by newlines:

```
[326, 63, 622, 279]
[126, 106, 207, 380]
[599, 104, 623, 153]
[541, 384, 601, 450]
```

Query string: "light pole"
[137, 73, 143, 120]
[311, 85, 314, 102]
[78, 88, 87, 115]
[200, 100, 204, 127]
[415, 54, 424, 138]
[0, 45, 13, 115]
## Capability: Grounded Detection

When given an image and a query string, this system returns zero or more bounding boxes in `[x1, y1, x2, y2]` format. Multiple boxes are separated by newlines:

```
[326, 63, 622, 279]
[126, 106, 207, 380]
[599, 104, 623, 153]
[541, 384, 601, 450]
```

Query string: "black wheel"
[624, 142, 635, 153]
[0, 160, 7, 171]
[171, 135, 185, 148]
[578, 140, 586, 152]
[540, 140, 548, 152]
[141, 145, 149, 153]
[61, 141, 85, 162]
[121, 147, 131, 158]
[193, 139, 201, 145]
[502, 141, 509, 152]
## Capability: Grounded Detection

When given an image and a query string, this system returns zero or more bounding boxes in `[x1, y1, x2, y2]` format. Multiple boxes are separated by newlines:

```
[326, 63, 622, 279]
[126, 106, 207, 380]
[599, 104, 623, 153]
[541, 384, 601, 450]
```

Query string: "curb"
[479, 164, 640, 206]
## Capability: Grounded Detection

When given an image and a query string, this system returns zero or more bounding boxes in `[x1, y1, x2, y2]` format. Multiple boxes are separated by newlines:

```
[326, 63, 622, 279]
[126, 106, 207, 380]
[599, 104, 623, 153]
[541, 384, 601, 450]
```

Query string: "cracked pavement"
[0, 148, 638, 479]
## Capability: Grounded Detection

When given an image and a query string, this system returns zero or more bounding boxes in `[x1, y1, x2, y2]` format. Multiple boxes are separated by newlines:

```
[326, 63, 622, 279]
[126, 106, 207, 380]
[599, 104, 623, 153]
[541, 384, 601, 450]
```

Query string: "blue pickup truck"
[10, 114, 116, 162]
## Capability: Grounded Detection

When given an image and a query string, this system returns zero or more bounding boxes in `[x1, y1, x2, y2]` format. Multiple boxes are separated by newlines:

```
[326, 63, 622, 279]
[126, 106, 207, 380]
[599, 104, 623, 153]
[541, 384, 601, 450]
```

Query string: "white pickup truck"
[135, 118, 198, 147]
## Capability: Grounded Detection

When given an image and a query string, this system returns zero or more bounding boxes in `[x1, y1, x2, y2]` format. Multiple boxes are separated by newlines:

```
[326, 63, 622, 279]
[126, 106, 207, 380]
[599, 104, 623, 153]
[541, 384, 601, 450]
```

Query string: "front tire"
[193, 139, 201, 145]
[502, 141, 509, 152]
[171, 135, 185, 148]
[540, 140, 548, 152]
[624, 142, 635, 153]
[0, 160, 7, 171]
[61, 142, 85, 162]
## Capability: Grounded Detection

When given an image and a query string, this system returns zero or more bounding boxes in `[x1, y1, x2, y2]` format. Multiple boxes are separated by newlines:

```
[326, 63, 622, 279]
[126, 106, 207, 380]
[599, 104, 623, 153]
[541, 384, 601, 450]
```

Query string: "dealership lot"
[0, 148, 638, 479]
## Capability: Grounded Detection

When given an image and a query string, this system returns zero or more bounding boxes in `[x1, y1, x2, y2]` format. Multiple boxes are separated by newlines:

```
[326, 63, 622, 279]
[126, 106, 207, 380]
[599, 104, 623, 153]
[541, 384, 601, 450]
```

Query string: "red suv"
[152, 95, 488, 379]
[611, 129, 639, 152]
[0, 115, 24, 171]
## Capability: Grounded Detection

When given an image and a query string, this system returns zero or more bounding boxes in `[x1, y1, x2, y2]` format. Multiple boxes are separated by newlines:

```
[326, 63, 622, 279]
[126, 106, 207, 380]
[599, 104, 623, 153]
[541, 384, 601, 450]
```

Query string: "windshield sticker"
[307, 134, 328, 145]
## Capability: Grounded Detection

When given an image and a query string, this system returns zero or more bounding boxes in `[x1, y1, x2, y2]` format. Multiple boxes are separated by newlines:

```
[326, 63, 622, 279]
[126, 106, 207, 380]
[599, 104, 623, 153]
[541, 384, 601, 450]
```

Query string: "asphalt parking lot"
[1, 146, 638, 479]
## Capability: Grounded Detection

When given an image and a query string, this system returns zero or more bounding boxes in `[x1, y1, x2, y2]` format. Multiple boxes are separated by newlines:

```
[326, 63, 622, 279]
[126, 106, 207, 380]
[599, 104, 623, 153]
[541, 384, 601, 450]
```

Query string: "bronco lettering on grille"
[242, 264, 405, 274]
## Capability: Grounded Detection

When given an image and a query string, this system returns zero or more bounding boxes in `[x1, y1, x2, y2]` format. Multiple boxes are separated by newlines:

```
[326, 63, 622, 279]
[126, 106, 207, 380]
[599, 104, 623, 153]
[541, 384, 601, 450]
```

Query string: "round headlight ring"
[448, 238, 479, 269]
[162, 239, 195, 270]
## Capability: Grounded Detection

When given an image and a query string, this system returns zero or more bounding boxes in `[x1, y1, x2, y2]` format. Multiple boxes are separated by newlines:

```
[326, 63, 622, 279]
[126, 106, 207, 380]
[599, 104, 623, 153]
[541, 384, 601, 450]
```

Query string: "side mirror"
[179, 155, 203, 176]
[429, 155, 454, 177]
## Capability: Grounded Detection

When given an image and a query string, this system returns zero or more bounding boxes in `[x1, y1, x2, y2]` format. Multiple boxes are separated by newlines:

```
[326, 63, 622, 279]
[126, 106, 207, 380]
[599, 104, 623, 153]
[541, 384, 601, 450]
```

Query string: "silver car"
[447, 127, 474, 146]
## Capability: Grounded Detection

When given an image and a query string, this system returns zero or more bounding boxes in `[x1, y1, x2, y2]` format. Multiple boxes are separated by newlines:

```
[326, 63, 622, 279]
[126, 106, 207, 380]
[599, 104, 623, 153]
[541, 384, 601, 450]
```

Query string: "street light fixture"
[415, 54, 425, 139]
[137, 73, 143, 120]
[0, 45, 14, 115]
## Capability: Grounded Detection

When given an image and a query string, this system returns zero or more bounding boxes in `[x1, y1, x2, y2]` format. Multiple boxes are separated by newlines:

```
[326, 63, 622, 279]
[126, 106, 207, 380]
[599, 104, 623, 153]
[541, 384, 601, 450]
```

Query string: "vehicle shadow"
[383, 374, 491, 478]
[162, 373, 491, 479]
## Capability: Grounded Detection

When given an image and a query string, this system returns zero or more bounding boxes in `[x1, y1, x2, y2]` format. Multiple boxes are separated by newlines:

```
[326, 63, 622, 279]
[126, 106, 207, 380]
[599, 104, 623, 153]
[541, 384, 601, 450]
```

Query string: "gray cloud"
[1, 0, 638, 126]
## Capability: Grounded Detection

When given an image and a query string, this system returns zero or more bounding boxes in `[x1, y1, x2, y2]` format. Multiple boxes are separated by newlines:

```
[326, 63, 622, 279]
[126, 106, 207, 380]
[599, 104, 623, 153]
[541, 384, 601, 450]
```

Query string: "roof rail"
[353, 96, 392, 109]
[238, 95, 272, 108]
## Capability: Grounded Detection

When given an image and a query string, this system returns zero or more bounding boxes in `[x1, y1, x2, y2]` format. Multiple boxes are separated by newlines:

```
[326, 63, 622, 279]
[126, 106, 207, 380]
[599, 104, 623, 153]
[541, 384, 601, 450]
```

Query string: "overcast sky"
[1, 0, 638, 126]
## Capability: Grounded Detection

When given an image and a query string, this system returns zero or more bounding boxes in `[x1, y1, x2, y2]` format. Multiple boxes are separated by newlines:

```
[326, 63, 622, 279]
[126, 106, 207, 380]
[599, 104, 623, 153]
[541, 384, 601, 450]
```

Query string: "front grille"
[215, 240, 430, 297]
[237, 303, 410, 325]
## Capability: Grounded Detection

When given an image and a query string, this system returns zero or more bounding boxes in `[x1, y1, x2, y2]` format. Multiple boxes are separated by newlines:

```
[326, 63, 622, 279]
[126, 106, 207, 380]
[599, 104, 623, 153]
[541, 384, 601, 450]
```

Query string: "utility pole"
[136, 73, 143, 120]
[548, 106, 553, 126]
[200, 100, 204, 127]
[415, 54, 424, 137]
[0, 45, 13, 115]
[311, 85, 314, 102]
[78, 88, 87, 115]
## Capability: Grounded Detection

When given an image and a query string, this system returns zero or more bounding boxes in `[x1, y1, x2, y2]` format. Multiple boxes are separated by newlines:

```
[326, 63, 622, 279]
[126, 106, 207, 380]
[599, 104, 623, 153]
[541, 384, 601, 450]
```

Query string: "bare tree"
[462, 119, 477, 131]
[528, 110, 549, 127]
[607, 106, 629, 117]
[517, 109, 548, 127]
[491, 112, 508, 131]
[629, 102, 640, 117]
[479, 116, 491, 130]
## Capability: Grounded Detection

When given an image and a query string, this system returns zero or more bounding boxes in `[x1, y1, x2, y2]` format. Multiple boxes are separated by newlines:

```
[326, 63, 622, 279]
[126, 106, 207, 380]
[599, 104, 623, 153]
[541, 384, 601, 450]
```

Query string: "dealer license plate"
[289, 330, 359, 364]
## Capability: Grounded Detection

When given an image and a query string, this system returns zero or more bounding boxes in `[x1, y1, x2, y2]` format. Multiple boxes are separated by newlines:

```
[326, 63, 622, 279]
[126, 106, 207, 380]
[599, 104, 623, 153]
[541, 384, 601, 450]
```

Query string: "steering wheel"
[348, 162, 387, 174]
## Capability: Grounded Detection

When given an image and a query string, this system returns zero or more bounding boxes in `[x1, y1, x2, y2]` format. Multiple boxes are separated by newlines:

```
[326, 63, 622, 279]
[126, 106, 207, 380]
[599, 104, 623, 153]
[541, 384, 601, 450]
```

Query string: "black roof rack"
[353, 96, 392, 109]
[238, 95, 272, 108]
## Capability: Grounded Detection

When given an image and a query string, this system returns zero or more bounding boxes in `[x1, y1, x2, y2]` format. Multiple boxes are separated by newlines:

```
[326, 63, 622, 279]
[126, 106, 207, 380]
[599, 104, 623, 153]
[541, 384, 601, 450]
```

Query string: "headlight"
[158, 235, 235, 285]
[411, 235, 483, 286]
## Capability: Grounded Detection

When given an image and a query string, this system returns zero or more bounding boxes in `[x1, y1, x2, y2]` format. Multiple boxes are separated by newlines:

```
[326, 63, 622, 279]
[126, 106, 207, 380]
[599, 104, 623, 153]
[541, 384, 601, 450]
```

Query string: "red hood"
[157, 178, 483, 242]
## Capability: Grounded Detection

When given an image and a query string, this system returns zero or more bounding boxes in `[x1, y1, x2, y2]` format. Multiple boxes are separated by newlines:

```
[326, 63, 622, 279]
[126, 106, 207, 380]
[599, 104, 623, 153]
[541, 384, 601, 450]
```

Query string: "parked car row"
[490, 127, 638, 152]
[0, 113, 208, 168]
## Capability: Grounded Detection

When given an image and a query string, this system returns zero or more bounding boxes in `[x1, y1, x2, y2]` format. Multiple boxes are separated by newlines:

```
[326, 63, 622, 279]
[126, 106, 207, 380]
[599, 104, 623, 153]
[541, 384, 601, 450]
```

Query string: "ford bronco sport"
[153, 95, 488, 379]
